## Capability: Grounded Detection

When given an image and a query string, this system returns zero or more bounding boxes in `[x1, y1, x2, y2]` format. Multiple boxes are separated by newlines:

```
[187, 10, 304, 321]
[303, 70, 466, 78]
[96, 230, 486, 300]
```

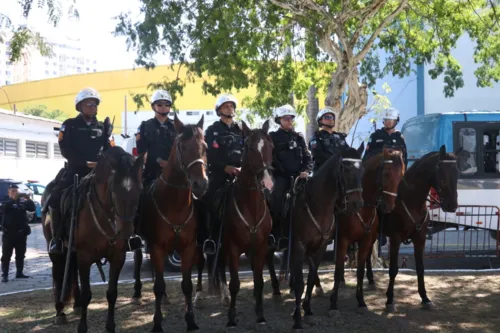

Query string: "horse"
[43, 146, 145, 333]
[216, 120, 274, 330]
[290, 144, 365, 331]
[329, 147, 406, 314]
[132, 114, 208, 333]
[383, 145, 460, 312]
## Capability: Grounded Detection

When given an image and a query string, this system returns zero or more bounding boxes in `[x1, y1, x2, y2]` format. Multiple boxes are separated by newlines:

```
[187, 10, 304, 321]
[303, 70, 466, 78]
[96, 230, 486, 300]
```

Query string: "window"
[482, 128, 500, 174]
[77, 67, 81, 73]
[0, 138, 18, 157]
[25, 141, 48, 158]
[45, 70, 49, 75]
[457, 128, 477, 175]
[53, 143, 63, 159]
[5, 81, 10, 85]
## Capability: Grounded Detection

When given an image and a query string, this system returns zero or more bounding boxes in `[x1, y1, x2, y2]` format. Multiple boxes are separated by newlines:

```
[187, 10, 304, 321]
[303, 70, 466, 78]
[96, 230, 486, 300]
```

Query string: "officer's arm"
[362, 133, 378, 162]
[309, 135, 330, 166]
[25, 199, 36, 213]
[270, 133, 286, 174]
[205, 127, 226, 172]
[298, 135, 313, 173]
[136, 122, 149, 155]
[400, 136, 408, 166]
[59, 120, 87, 166]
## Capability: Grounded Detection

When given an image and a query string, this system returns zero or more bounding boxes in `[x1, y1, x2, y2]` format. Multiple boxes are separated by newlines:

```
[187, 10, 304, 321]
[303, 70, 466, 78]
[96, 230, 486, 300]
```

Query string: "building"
[0, 12, 98, 86]
[0, 108, 64, 185]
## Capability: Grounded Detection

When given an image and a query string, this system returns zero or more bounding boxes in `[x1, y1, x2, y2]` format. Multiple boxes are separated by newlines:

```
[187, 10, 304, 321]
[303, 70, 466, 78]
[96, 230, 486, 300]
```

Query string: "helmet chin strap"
[220, 113, 234, 119]
[155, 111, 169, 117]
[321, 123, 335, 129]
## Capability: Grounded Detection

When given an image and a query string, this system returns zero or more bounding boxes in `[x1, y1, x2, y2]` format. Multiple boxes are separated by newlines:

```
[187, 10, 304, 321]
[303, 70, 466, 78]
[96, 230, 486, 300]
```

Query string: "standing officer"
[269, 104, 312, 249]
[309, 107, 350, 172]
[363, 107, 408, 166]
[202, 93, 244, 254]
[48, 87, 114, 255]
[1, 184, 35, 282]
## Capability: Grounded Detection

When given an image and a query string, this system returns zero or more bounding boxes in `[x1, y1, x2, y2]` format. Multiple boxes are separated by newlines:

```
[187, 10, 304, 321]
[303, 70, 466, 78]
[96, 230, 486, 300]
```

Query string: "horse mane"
[363, 149, 405, 173]
[405, 150, 456, 178]
[177, 124, 203, 141]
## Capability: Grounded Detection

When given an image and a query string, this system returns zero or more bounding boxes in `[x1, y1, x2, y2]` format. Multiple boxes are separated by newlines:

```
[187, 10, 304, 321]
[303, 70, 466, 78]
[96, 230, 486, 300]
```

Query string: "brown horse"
[384, 145, 460, 312]
[217, 120, 274, 330]
[290, 144, 365, 331]
[43, 146, 145, 333]
[329, 148, 405, 314]
[135, 114, 208, 333]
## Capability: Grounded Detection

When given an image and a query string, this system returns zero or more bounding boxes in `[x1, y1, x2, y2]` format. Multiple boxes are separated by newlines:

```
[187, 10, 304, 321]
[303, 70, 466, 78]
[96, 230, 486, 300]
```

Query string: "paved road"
[0, 224, 498, 296]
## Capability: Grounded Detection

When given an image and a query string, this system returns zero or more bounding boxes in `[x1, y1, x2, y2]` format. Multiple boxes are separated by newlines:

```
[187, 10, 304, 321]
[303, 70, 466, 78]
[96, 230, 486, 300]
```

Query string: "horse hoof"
[385, 304, 396, 313]
[54, 314, 68, 325]
[327, 310, 341, 319]
[314, 287, 325, 297]
[73, 307, 82, 315]
[357, 306, 369, 314]
[366, 283, 377, 291]
[225, 325, 237, 332]
[193, 292, 203, 309]
[421, 301, 434, 310]
[131, 297, 142, 305]
[187, 324, 200, 332]
[304, 315, 315, 325]
[291, 325, 304, 332]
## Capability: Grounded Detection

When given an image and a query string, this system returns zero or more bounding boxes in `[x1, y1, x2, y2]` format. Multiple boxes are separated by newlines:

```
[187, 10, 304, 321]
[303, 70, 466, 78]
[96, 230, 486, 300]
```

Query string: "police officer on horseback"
[48, 87, 114, 255]
[269, 104, 312, 249]
[203, 93, 244, 254]
[309, 107, 350, 172]
[363, 107, 408, 166]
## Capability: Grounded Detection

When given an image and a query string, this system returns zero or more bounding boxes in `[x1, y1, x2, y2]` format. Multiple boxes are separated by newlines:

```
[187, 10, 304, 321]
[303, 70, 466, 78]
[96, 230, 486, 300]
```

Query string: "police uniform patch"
[212, 141, 219, 148]
[58, 131, 64, 142]
[135, 133, 141, 141]
[60, 125, 66, 132]
[310, 140, 317, 148]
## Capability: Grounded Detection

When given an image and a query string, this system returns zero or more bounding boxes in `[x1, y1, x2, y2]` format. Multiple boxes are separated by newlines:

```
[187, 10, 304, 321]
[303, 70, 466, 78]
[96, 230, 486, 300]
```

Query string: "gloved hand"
[103, 117, 113, 138]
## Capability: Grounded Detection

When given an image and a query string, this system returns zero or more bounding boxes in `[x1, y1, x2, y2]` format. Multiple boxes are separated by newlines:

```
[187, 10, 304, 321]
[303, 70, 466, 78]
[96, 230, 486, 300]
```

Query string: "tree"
[22, 105, 66, 121]
[115, 0, 500, 133]
[4, 0, 79, 63]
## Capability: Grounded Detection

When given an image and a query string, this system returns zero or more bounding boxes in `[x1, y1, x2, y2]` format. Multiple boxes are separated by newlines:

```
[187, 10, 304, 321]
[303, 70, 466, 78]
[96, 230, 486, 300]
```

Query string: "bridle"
[336, 157, 363, 212]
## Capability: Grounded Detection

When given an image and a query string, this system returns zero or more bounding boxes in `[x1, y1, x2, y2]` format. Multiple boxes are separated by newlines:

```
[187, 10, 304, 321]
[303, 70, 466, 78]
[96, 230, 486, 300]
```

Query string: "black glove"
[103, 117, 113, 138]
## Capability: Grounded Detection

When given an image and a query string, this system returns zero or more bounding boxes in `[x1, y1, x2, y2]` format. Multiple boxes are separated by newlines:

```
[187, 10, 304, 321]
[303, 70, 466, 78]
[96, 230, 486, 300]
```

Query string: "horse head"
[376, 146, 406, 213]
[94, 146, 145, 240]
[338, 143, 365, 213]
[432, 145, 459, 213]
[172, 113, 208, 198]
[241, 120, 274, 191]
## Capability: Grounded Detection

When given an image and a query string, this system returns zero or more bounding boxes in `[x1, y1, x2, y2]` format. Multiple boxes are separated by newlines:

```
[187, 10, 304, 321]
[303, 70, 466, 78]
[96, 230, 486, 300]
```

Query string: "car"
[25, 181, 46, 223]
[0, 179, 35, 222]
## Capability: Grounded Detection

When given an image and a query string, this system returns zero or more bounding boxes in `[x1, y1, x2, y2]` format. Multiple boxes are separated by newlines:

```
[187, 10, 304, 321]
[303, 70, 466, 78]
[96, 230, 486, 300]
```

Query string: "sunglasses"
[282, 116, 295, 121]
[84, 102, 98, 108]
[155, 103, 172, 108]
[322, 115, 335, 120]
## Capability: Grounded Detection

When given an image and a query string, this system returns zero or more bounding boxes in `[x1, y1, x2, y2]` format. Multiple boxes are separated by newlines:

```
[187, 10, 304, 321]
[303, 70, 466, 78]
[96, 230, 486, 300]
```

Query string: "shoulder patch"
[60, 124, 66, 132]
[367, 137, 372, 143]
[310, 139, 317, 149]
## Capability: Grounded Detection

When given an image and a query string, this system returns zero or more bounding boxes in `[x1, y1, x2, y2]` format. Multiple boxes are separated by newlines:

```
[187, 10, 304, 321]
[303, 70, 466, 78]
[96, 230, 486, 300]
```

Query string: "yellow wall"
[0, 65, 260, 133]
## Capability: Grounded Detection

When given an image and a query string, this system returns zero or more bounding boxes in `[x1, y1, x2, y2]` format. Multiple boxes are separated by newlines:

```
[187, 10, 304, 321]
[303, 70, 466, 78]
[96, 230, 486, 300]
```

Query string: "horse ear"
[439, 145, 446, 159]
[197, 114, 204, 129]
[173, 112, 184, 133]
[262, 119, 270, 134]
[241, 120, 251, 137]
[133, 152, 146, 180]
[357, 142, 365, 156]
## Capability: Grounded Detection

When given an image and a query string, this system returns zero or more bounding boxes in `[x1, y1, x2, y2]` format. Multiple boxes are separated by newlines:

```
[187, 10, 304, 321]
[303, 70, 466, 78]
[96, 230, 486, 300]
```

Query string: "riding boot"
[15, 259, 28, 278]
[1, 261, 8, 283]
[48, 207, 64, 255]
[202, 211, 216, 255]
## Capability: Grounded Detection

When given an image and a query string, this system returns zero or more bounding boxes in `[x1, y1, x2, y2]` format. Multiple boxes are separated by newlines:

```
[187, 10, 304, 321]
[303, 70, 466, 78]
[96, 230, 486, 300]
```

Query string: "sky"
[2, 0, 170, 71]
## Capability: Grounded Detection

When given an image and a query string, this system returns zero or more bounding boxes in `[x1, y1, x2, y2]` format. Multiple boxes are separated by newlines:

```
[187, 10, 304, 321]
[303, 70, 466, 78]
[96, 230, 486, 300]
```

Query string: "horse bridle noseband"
[336, 157, 363, 211]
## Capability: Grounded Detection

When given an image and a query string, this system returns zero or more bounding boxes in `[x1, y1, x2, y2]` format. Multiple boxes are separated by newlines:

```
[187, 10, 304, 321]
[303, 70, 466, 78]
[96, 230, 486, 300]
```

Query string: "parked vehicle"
[25, 181, 46, 222]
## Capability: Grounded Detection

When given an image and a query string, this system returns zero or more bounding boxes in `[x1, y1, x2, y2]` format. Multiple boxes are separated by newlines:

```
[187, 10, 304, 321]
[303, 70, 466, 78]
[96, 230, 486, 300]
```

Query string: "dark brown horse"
[134, 114, 208, 333]
[290, 144, 365, 331]
[217, 120, 274, 330]
[384, 145, 460, 312]
[329, 148, 405, 314]
[43, 146, 145, 333]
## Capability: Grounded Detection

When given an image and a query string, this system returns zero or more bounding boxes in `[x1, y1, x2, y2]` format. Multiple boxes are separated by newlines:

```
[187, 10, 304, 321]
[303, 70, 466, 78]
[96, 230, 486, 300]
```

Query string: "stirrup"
[277, 236, 288, 250]
[127, 235, 144, 251]
[268, 234, 276, 247]
[202, 239, 216, 255]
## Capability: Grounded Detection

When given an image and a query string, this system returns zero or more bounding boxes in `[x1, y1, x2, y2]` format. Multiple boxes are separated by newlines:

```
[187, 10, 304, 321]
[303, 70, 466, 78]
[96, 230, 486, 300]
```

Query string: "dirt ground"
[0, 271, 499, 333]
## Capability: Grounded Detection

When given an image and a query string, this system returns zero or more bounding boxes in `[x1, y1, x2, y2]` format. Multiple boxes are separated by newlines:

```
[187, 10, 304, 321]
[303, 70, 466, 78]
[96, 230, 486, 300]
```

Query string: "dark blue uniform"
[363, 128, 407, 165]
[309, 130, 349, 172]
[1, 196, 35, 281]
[135, 118, 176, 186]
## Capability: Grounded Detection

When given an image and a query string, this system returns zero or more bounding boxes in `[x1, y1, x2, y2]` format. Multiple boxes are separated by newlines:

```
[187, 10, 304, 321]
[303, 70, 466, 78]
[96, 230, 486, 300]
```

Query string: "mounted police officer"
[48, 87, 114, 255]
[363, 107, 408, 166]
[1, 185, 35, 282]
[269, 104, 312, 249]
[309, 107, 350, 172]
[202, 93, 244, 254]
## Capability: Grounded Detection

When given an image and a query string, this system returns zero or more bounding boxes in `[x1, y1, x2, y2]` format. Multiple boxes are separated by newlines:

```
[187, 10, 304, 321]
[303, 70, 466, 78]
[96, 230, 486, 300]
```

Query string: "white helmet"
[274, 104, 296, 124]
[151, 89, 172, 104]
[75, 87, 101, 110]
[316, 107, 338, 124]
[215, 93, 237, 112]
[382, 107, 399, 120]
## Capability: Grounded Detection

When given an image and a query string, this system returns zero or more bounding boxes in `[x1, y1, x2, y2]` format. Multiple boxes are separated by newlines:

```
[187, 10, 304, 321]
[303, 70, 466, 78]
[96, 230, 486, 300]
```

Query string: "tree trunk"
[306, 85, 319, 141]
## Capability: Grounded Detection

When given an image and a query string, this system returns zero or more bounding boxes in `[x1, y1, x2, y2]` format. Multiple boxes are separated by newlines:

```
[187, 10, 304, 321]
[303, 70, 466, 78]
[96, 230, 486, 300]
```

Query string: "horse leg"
[267, 246, 281, 296]
[355, 238, 372, 311]
[218, 246, 230, 306]
[413, 234, 432, 309]
[105, 253, 126, 333]
[77, 259, 92, 333]
[291, 241, 305, 331]
[303, 251, 323, 324]
[193, 246, 205, 308]
[51, 254, 67, 325]
[72, 252, 82, 315]
[131, 248, 143, 305]
[385, 237, 401, 313]
[366, 245, 375, 286]
[226, 242, 240, 329]
[314, 271, 324, 296]
[151, 246, 166, 333]
[329, 237, 348, 313]
[180, 243, 199, 331]
[253, 247, 267, 325]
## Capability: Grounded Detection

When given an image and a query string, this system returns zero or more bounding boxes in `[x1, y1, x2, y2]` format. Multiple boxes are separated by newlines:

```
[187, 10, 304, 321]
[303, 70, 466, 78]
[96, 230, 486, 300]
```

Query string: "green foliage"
[22, 105, 66, 121]
[115, 0, 500, 120]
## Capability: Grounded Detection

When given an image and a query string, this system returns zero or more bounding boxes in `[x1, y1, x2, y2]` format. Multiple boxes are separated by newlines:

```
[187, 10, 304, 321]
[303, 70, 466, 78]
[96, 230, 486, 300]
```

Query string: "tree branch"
[349, 0, 388, 48]
[354, 0, 409, 63]
[317, 29, 341, 62]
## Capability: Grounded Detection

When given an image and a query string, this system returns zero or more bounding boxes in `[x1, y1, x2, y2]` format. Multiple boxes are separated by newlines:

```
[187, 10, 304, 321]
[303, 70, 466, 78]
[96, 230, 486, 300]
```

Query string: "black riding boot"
[202, 211, 216, 255]
[1, 261, 8, 283]
[48, 207, 64, 255]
